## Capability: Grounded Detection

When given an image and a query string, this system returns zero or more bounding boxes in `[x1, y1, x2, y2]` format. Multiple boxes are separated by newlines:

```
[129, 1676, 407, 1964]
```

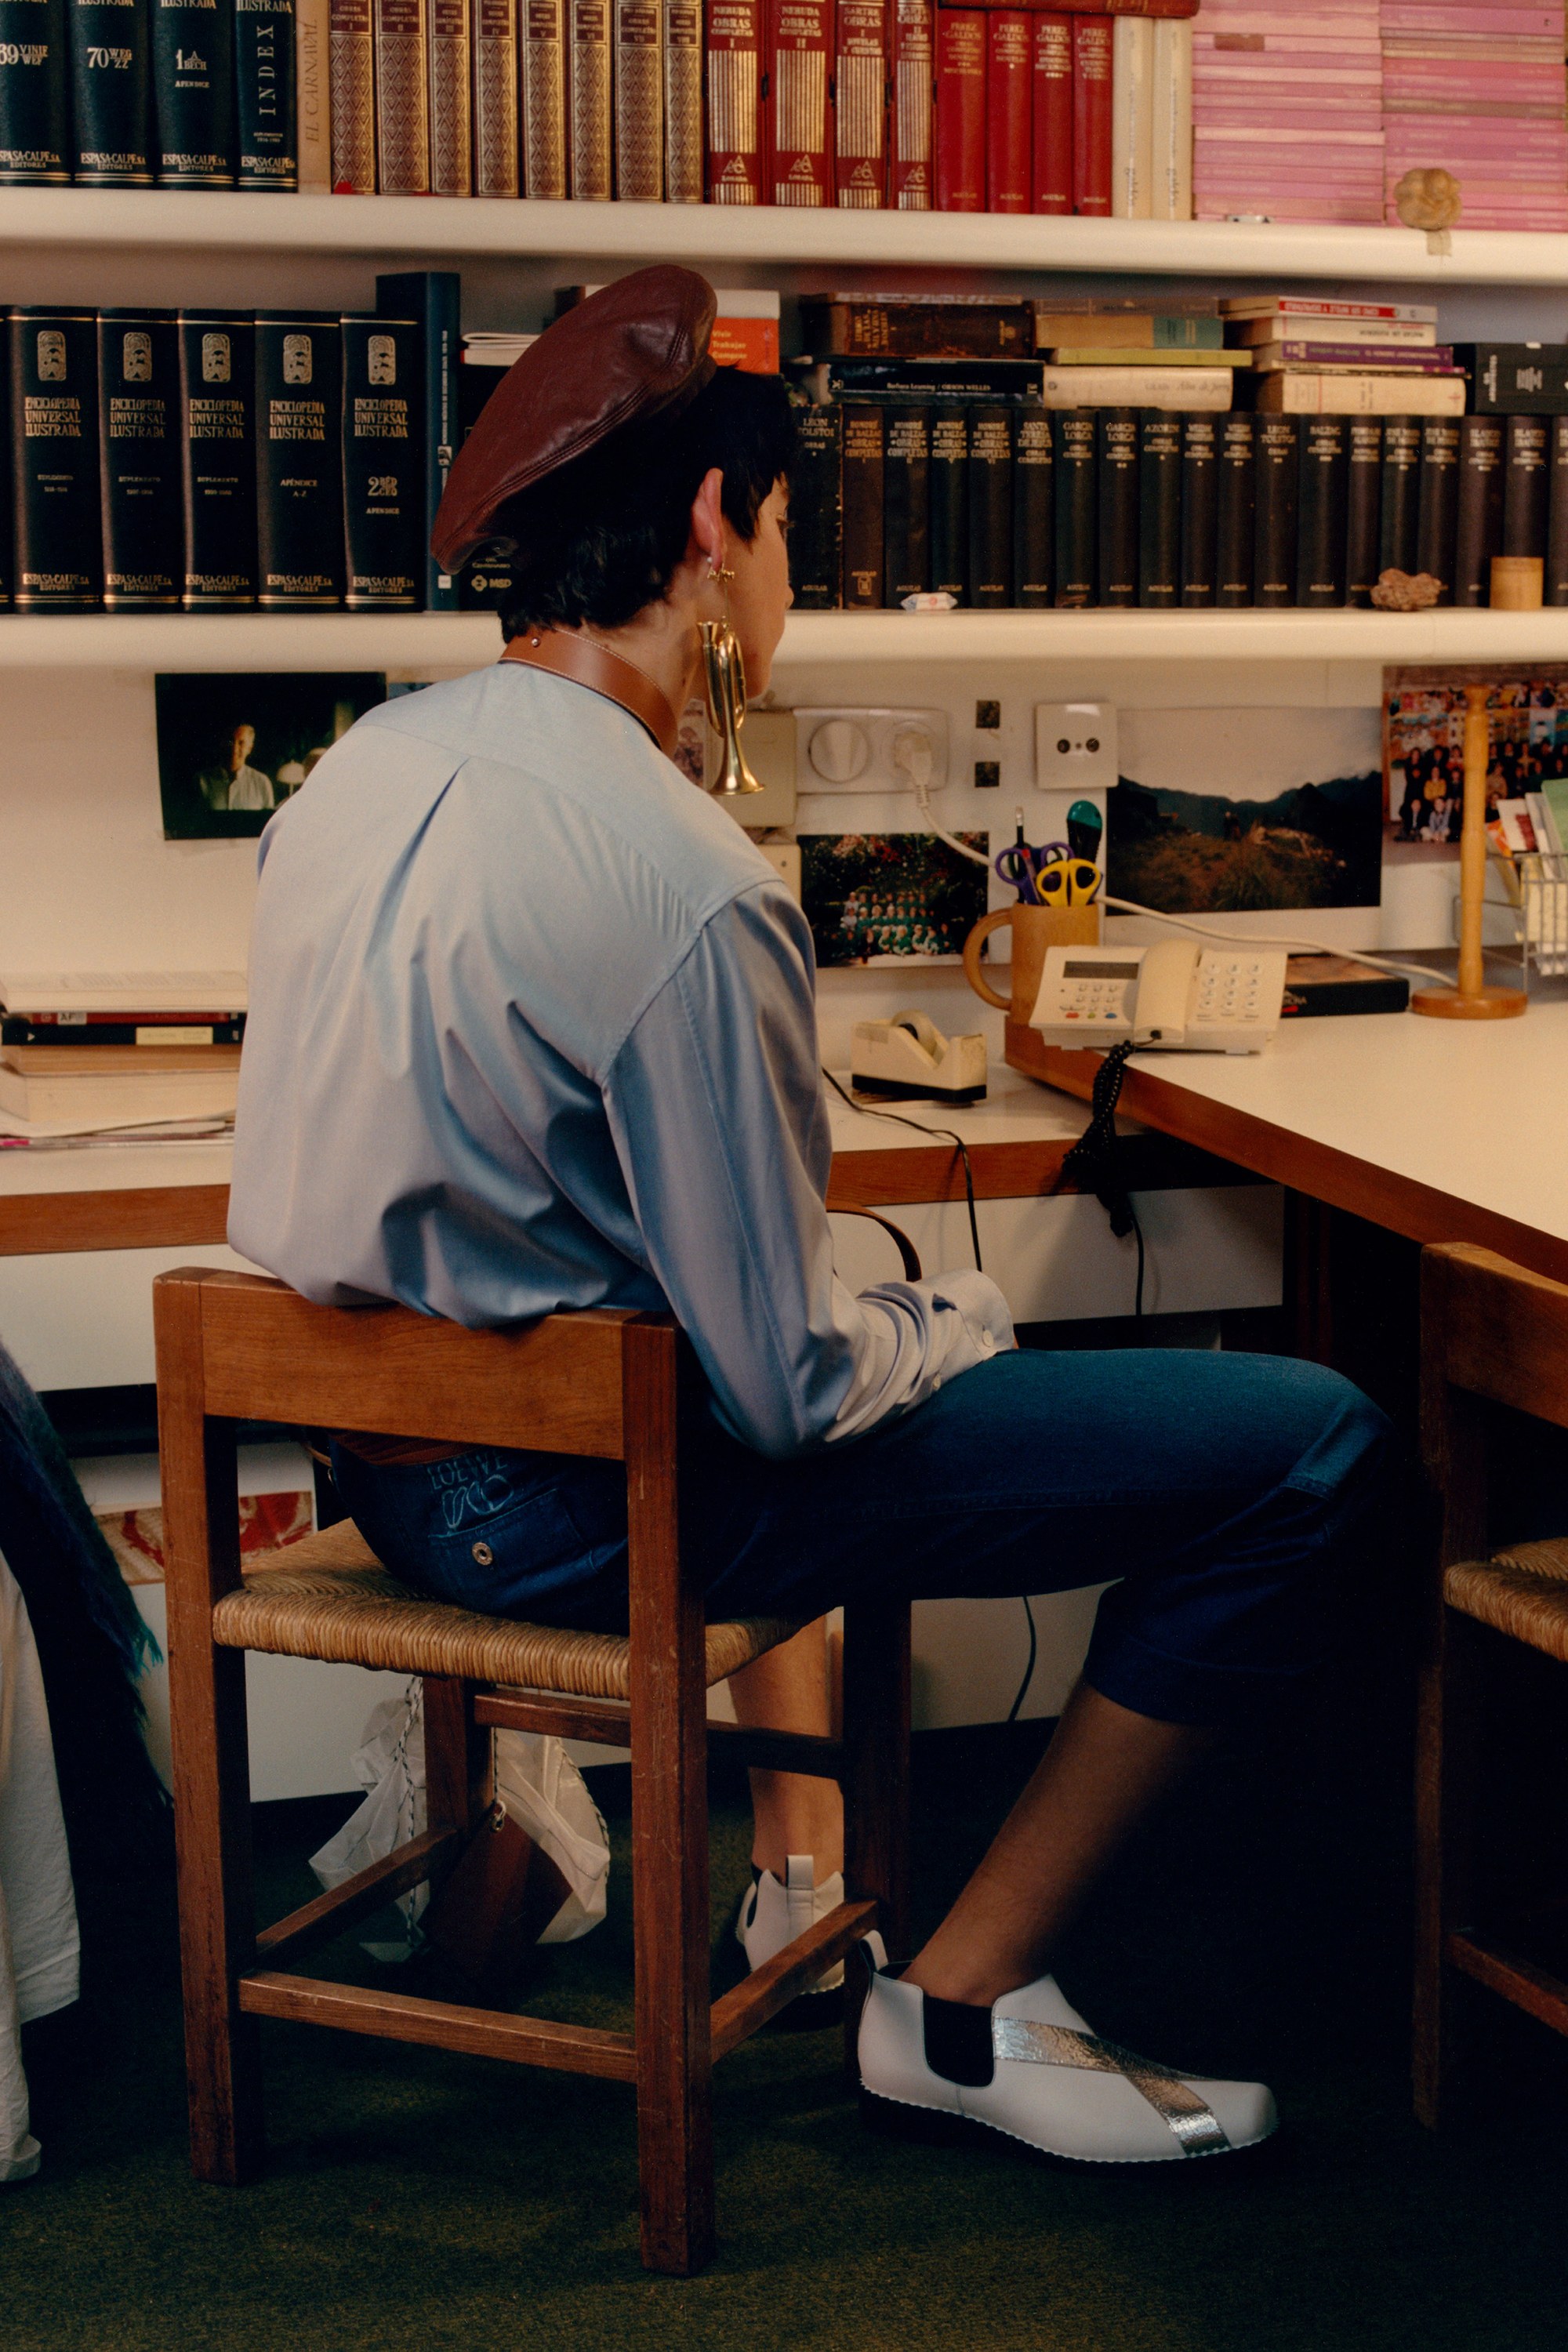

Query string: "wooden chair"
[1417, 1240, 1568, 2126]
[154, 1266, 910, 2274]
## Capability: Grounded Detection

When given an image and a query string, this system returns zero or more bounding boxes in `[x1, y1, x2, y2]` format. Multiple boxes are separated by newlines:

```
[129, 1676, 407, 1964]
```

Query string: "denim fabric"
[330, 1347, 1391, 1729]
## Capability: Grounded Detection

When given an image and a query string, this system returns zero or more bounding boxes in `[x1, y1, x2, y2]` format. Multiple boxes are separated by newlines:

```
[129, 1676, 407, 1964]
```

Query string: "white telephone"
[1030, 938, 1288, 1054]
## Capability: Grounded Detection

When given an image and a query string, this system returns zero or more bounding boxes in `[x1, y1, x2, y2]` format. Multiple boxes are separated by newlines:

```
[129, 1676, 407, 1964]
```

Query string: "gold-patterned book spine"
[428, 0, 472, 189]
[373, 0, 431, 189]
[521, 0, 565, 195]
[662, 0, 701, 201]
[704, 0, 760, 201]
[330, 0, 377, 186]
[613, 0, 662, 199]
[297, 0, 333, 189]
[471, 0, 518, 192]
[568, 0, 612, 196]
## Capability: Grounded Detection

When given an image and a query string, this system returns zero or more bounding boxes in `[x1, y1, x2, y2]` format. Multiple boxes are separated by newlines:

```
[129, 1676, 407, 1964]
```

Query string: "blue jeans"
[330, 1349, 1390, 1730]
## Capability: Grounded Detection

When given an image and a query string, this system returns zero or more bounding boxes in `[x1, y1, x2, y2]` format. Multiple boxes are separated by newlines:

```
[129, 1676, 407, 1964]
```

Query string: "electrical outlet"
[1034, 702, 1118, 796]
[708, 707, 797, 828]
[794, 708, 950, 794]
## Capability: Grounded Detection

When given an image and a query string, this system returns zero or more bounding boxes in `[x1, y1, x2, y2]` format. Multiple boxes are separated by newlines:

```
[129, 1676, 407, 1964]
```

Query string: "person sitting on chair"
[227, 270, 1390, 2170]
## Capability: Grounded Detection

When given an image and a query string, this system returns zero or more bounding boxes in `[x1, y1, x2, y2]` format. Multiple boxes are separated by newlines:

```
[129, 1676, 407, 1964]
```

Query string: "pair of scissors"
[1033, 857, 1102, 909]
[994, 810, 1073, 904]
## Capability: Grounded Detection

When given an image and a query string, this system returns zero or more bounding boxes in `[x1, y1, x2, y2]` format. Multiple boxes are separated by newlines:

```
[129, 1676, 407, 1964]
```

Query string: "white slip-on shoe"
[736, 1853, 846, 1994]
[857, 1944, 1276, 2165]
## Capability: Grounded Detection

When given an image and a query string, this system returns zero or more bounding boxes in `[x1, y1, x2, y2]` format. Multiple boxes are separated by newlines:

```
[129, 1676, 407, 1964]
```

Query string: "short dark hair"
[490, 367, 797, 637]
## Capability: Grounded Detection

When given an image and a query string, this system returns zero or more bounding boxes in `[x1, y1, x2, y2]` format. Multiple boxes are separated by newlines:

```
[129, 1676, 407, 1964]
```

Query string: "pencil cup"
[963, 902, 1102, 1021]
[1490, 557, 1544, 611]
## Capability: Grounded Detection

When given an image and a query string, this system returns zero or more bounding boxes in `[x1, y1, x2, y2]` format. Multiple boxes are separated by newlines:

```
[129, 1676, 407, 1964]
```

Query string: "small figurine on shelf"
[1371, 568, 1443, 612]
[1394, 167, 1462, 233]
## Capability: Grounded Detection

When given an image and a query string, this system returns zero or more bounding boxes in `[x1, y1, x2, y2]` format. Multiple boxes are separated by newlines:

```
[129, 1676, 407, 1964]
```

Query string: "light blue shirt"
[228, 664, 1013, 1460]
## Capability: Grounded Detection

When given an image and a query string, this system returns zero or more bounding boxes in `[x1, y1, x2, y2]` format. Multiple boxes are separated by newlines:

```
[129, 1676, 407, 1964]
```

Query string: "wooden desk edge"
[0, 1183, 233, 1257]
[1006, 1022, 1568, 1289]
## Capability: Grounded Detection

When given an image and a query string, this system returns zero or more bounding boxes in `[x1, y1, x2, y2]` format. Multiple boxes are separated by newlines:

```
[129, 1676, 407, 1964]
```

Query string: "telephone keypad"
[1061, 978, 1131, 1023]
[1196, 955, 1267, 1025]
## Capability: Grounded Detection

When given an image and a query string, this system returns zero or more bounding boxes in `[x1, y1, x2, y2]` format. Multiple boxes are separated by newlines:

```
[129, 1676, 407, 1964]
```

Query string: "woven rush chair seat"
[213, 1516, 800, 1697]
[1445, 1537, 1568, 1665]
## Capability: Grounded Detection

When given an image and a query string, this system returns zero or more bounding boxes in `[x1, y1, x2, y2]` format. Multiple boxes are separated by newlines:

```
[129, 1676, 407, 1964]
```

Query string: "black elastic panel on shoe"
[921, 1994, 995, 2088]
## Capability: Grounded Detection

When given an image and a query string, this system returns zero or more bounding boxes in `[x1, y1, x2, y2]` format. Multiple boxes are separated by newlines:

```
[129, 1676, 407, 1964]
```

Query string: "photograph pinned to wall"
[1106, 708, 1383, 915]
[1383, 669, 1568, 865]
[801, 832, 989, 967]
[155, 673, 387, 839]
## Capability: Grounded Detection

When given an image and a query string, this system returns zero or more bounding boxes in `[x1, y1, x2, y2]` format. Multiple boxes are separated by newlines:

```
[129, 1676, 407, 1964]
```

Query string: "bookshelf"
[5, 190, 1568, 285]
[0, 608, 1564, 668]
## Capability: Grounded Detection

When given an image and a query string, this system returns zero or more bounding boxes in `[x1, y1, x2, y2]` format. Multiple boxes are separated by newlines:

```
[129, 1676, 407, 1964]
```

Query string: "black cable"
[1057, 1040, 1146, 1321]
[822, 1066, 984, 1274]
[1007, 1593, 1038, 1724]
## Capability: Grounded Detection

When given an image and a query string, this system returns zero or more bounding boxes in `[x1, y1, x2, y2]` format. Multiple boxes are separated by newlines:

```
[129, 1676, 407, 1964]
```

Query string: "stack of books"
[0, 973, 246, 1142]
[1380, 0, 1568, 232]
[1223, 294, 1465, 416]
[1193, 0, 1386, 225]
[1, 275, 459, 614]
[1035, 293, 1241, 413]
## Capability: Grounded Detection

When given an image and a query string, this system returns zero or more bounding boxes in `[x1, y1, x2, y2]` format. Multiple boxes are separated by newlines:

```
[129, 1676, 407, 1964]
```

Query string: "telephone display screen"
[1062, 960, 1139, 980]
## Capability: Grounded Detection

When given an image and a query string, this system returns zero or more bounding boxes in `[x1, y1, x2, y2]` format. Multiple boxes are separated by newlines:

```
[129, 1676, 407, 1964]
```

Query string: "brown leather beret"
[431, 265, 718, 573]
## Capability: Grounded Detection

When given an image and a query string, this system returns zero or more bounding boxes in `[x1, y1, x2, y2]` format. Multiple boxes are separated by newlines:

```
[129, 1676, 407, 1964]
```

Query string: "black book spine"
[1, 1016, 245, 1043]
[967, 401, 1012, 608]
[10, 307, 100, 606]
[177, 310, 256, 605]
[1052, 408, 1095, 608]
[1548, 417, 1568, 607]
[1294, 414, 1346, 608]
[1344, 418, 1381, 608]
[454, 354, 509, 612]
[69, 0, 153, 179]
[1013, 397, 1052, 608]
[787, 399, 840, 610]
[98, 306, 180, 605]
[1095, 407, 1137, 608]
[929, 404, 968, 601]
[1178, 412, 1217, 607]
[882, 402, 929, 607]
[0, 0, 71, 181]
[234, 0, 295, 183]
[1378, 416, 1421, 576]
[254, 310, 343, 606]
[1414, 417, 1461, 603]
[376, 270, 460, 609]
[1503, 413, 1550, 558]
[341, 312, 422, 609]
[840, 400, 884, 609]
[1215, 413, 1253, 607]
[1453, 414, 1504, 608]
[0, 358, 10, 603]
[1253, 414, 1298, 608]
[150, 0, 234, 181]
[1137, 408, 1180, 609]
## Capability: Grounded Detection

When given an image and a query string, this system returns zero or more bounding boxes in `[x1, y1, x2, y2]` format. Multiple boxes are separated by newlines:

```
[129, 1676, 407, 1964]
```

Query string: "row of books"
[0, 971, 246, 1140]
[787, 398, 1568, 609]
[0, 276, 456, 610]
[1194, 0, 1568, 232]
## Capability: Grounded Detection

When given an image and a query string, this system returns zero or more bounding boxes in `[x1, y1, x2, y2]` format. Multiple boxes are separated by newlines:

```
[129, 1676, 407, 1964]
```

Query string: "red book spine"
[770, 0, 832, 205]
[835, 0, 888, 206]
[1031, 9, 1070, 210]
[707, 0, 764, 201]
[935, 6, 984, 209]
[985, 9, 1029, 210]
[891, 0, 933, 208]
[1071, 12, 1109, 213]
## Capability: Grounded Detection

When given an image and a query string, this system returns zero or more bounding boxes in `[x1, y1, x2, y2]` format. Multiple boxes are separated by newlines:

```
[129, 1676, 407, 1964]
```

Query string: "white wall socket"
[794, 708, 950, 794]
[1035, 702, 1118, 796]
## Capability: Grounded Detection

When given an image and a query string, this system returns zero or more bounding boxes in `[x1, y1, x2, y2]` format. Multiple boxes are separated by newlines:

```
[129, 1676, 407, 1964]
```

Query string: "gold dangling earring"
[699, 564, 762, 797]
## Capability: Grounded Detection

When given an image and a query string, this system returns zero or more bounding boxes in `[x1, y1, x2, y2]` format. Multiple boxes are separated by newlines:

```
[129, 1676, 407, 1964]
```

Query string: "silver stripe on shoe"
[991, 2018, 1232, 2156]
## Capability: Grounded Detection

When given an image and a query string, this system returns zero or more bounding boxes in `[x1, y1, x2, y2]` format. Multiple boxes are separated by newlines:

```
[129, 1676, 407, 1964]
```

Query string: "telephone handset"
[1029, 938, 1288, 1054]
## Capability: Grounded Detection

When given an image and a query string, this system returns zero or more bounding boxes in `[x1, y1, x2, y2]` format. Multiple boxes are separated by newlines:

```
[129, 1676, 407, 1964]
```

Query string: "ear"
[686, 466, 726, 572]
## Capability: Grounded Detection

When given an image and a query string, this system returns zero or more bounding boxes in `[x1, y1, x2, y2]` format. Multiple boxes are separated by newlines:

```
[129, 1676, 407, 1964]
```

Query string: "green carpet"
[9, 1704, 1568, 2352]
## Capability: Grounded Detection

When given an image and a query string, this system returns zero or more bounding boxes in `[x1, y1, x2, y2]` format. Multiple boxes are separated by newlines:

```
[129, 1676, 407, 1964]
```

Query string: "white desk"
[1010, 1001, 1568, 1287]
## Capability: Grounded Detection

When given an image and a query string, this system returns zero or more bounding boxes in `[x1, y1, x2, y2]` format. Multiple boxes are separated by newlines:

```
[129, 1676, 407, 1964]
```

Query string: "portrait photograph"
[155, 672, 387, 840]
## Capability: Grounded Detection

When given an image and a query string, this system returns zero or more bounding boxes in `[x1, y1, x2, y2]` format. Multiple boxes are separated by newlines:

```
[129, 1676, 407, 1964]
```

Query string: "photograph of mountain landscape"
[1106, 708, 1383, 914]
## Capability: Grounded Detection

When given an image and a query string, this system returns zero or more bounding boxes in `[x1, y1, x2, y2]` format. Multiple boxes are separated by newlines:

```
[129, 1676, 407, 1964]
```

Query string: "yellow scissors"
[1033, 857, 1102, 909]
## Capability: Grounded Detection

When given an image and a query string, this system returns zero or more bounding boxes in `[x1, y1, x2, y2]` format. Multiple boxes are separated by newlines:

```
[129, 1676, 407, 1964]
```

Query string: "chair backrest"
[1422, 1243, 1568, 1565]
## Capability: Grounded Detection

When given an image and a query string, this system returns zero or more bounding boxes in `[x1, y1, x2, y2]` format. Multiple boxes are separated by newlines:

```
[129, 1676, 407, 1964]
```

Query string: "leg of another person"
[727, 1619, 844, 1878]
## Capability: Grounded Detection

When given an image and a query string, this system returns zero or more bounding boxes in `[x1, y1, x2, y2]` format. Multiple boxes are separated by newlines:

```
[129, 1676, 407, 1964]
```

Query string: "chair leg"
[169, 1634, 264, 2183]
[423, 1677, 489, 1847]
[1414, 1602, 1479, 2129]
[841, 1597, 913, 2078]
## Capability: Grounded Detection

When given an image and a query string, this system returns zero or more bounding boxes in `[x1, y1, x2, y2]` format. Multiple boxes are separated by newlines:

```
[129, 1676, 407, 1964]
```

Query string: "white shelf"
[4, 606, 1568, 668]
[0, 188, 1565, 283]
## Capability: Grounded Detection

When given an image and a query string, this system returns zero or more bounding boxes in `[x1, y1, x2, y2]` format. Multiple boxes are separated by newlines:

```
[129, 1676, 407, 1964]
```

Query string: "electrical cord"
[1007, 1594, 1038, 1723]
[1057, 1040, 1146, 1319]
[822, 1065, 984, 1272]
[1100, 895, 1456, 989]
